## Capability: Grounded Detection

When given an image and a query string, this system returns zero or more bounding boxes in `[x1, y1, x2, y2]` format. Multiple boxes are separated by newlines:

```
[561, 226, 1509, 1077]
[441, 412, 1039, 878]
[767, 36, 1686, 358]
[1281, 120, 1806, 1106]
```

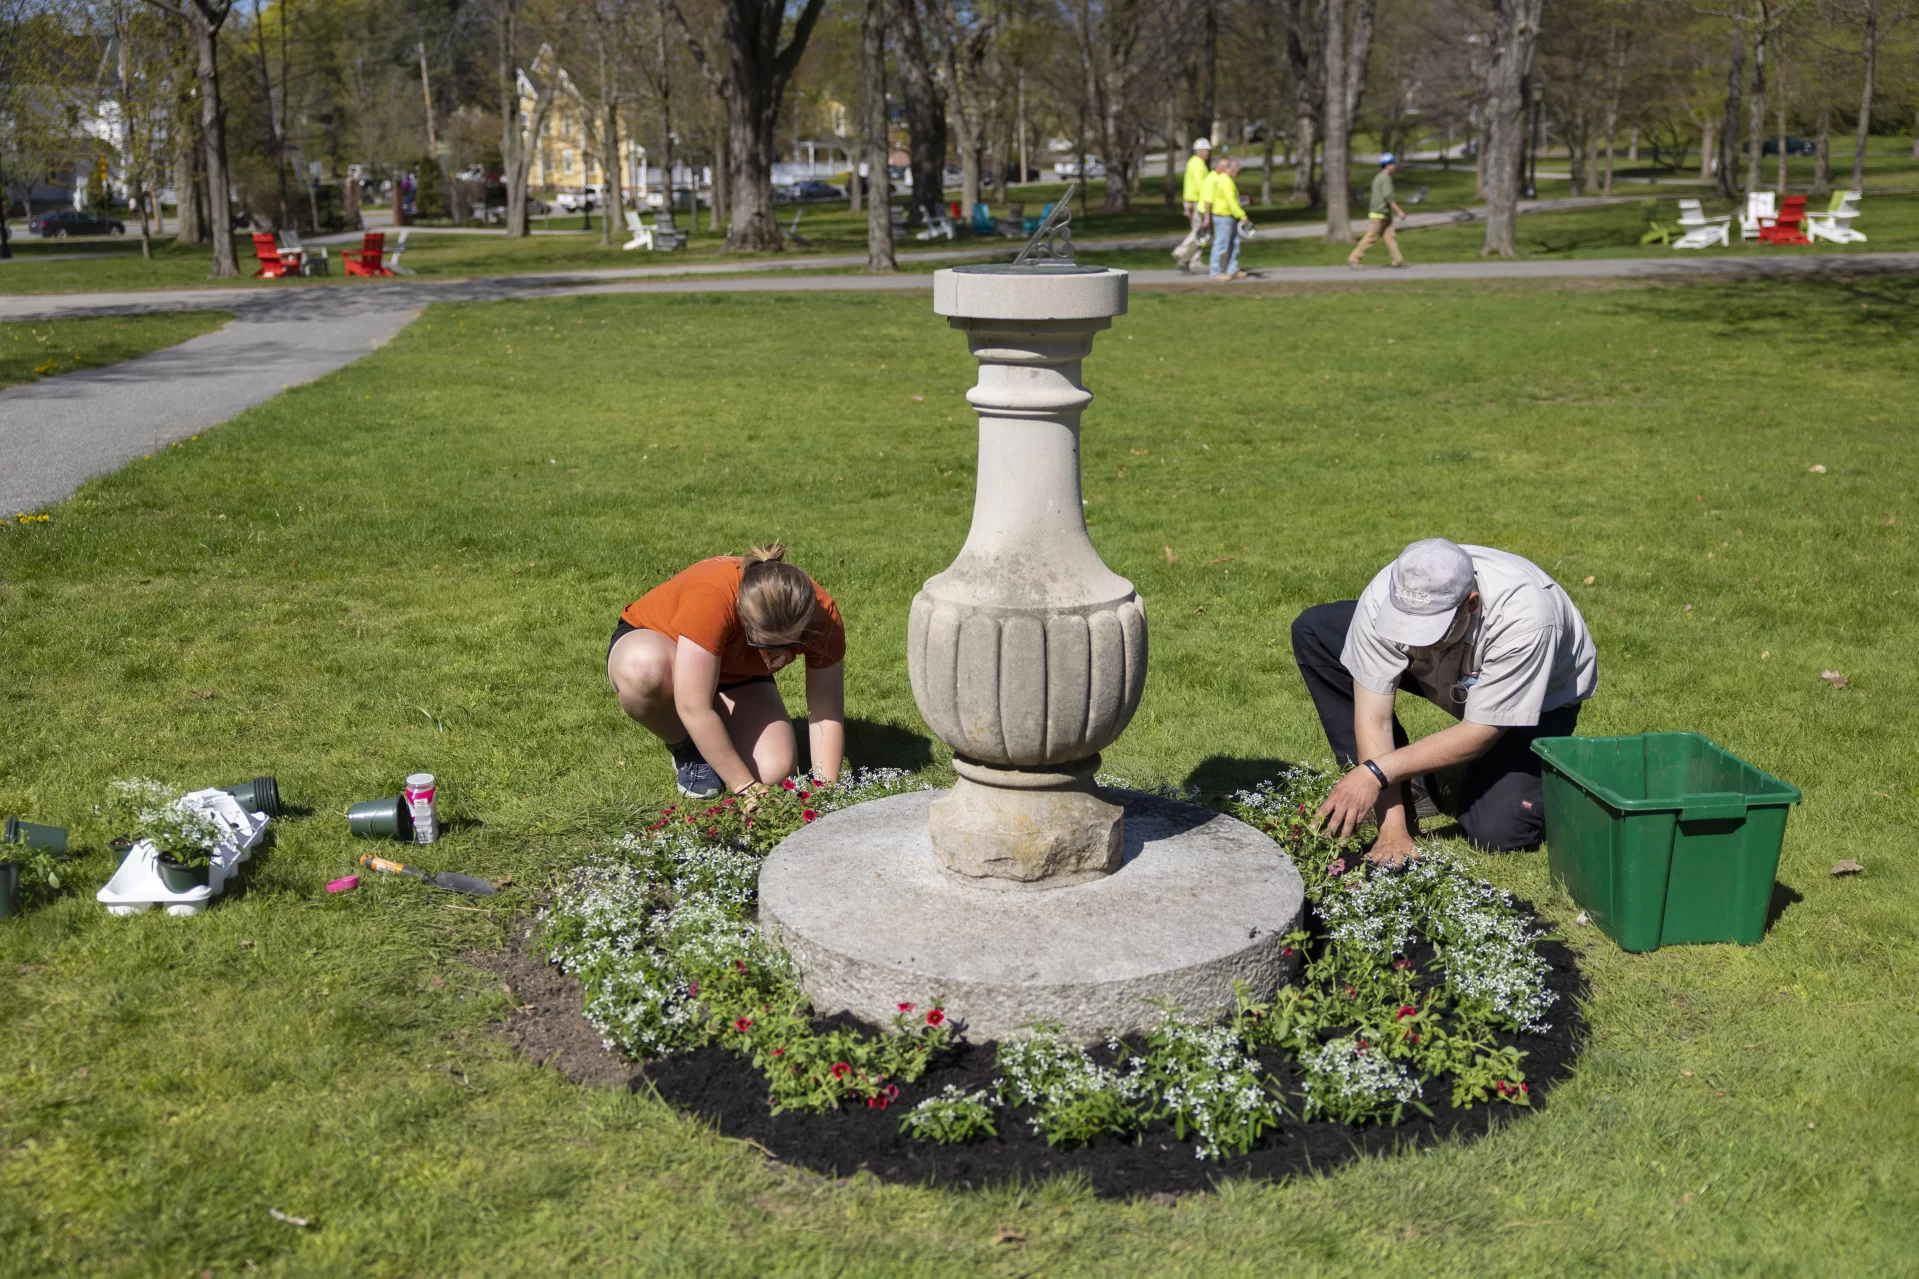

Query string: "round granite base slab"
[758, 790, 1305, 1042]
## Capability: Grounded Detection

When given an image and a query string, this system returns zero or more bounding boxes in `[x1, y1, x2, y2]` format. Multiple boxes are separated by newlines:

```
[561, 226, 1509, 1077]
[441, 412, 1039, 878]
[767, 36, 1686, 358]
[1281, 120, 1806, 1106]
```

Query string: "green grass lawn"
[2, 278, 1916, 1275]
[0, 310, 228, 389]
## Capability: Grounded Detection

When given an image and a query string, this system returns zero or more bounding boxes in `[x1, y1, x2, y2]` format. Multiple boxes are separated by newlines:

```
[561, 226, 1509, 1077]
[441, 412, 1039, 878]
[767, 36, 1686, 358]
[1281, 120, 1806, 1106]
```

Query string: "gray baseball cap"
[1378, 539, 1476, 646]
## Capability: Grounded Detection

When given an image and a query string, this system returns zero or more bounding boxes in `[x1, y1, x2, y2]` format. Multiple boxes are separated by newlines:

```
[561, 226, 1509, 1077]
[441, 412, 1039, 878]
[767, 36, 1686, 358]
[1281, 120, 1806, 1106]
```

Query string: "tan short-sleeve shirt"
[1340, 546, 1597, 727]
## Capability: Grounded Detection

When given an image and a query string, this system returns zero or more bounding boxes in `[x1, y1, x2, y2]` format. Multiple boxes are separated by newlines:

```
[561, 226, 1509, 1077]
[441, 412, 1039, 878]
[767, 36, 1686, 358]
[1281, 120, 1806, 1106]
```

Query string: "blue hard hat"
[1379, 152, 1396, 166]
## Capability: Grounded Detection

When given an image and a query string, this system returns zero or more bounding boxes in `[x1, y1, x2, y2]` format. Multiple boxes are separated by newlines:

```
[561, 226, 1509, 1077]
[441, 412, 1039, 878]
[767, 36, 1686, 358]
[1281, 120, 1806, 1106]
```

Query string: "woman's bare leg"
[606, 628, 685, 743]
[716, 681, 798, 784]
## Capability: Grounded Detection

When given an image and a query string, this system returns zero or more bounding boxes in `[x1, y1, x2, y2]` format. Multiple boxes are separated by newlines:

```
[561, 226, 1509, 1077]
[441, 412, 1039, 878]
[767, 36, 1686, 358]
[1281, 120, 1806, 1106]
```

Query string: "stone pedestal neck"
[912, 267, 1140, 885]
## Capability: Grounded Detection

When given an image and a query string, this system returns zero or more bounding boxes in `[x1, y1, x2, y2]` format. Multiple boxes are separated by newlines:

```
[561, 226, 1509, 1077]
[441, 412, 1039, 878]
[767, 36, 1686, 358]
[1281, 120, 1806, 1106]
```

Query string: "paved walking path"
[4, 225, 1915, 516]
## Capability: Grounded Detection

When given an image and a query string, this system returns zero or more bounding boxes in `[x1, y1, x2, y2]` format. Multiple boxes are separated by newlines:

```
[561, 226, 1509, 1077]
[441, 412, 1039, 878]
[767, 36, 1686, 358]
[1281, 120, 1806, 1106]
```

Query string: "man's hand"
[1314, 765, 1383, 839]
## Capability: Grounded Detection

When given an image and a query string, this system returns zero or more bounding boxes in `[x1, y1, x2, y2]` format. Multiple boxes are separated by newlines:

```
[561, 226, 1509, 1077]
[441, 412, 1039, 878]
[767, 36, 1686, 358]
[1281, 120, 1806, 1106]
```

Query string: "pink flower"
[897, 1002, 916, 1013]
[802, 809, 818, 823]
[925, 1009, 945, 1027]
[734, 1016, 754, 1032]
[884, 1083, 900, 1100]
[1392, 958, 1411, 971]
[781, 779, 797, 791]
[1328, 858, 1347, 876]
[686, 981, 700, 997]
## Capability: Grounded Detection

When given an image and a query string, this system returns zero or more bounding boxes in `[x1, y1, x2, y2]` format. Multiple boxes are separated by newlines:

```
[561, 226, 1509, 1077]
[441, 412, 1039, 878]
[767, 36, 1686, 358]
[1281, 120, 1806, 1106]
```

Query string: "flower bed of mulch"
[639, 932, 1584, 1198]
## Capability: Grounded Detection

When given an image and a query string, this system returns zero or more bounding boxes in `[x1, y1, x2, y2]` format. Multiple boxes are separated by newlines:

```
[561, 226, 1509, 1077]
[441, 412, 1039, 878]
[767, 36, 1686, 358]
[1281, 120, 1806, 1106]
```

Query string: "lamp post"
[1525, 79, 1545, 200]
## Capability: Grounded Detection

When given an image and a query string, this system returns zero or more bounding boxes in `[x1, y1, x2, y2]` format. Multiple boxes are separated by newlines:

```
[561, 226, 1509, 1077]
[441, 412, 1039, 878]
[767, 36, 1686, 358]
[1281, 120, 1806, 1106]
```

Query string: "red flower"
[772, 1046, 785, 1056]
[798, 790, 811, 802]
[684, 815, 696, 825]
[802, 809, 818, 823]
[830, 1062, 851, 1079]
[1520, 1082, 1530, 1095]
[662, 806, 677, 815]
[897, 1002, 916, 1013]
[706, 827, 719, 838]
[1496, 1080, 1512, 1095]
[876, 1095, 889, 1110]
[1358, 1038, 1370, 1049]
[866, 1095, 878, 1108]
[884, 1083, 900, 1100]
[1282, 946, 1296, 956]
[733, 959, 747, 972]
[734, 1017, 754, 1032]
[647, 820, 667, 831]
[1405, 1032, 1421, 1043]
[781, 779, 797, 791]
[722, 798, 735, 808]
[1396, 1005, 1418, 1020]
[925, 1009, 945, 1027]
[1392, 958, 1412, 971]
[686, 981, 700, 997]
[1343, 984, 1357, 1000]
[706, 806, 722, 816]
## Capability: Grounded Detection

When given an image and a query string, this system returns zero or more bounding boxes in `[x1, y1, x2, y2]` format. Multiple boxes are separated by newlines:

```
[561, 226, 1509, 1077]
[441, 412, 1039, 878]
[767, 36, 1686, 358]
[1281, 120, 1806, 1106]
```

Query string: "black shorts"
[607, 618, 775, 691]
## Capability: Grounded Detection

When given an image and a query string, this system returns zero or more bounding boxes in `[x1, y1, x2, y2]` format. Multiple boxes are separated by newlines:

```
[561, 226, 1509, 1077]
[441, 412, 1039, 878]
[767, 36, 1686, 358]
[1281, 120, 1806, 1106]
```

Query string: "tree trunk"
[1775, 91, 1786, 194]
[1201, 0, 1218, 140]
[1744, 20, 1766, 196]
[250, 0, 290, 231]
[1812, 104, 1830, 194]
[1852, 0, 1876, 192]
[1716, 25, 1743, 199]
[657, 5, 678, 232]
[712, 117, 729, 229]
[189, 3, 237, 276]
[1285, 0, 1319, 205]
[1320, 0, 1350, 241]
[1699, 119, 1715, 181]
[1601, 23, 1624, 196]
[1261, 116, 1275, 204]
[889, 0, 945, 226]
[1163, 102, 1179, 208]
[862, 0, 896, 271]
[1481, 0, 1542, 257]
[497, 4, 552, 239]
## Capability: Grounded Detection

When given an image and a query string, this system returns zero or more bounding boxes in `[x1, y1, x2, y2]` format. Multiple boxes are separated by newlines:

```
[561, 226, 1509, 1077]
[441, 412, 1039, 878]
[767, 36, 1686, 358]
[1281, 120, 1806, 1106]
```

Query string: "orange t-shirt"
[621, 557, 846, 684]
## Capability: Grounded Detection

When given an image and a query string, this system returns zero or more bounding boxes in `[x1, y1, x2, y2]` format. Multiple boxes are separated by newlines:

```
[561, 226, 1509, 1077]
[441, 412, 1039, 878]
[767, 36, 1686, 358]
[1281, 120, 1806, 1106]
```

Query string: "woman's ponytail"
[738, 543, 816, 647]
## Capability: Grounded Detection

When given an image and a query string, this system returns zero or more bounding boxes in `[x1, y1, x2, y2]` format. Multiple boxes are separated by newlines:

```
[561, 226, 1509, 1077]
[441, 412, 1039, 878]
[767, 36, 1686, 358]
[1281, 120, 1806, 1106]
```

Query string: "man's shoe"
[1390, 260, 1411, 269]
[1230, 270, 1248, 280]
[1346, 261, 1363, 269]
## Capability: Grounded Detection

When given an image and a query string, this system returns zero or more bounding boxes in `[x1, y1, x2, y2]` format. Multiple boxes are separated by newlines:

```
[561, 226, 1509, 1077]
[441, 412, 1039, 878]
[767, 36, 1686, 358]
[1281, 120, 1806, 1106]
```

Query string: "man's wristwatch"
[1361, 759, 1390, 788]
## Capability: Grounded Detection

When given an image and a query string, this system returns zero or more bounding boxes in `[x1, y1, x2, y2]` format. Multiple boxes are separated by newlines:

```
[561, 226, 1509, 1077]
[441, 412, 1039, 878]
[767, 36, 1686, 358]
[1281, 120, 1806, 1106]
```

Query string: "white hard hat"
[1193, 137, 1212, 151]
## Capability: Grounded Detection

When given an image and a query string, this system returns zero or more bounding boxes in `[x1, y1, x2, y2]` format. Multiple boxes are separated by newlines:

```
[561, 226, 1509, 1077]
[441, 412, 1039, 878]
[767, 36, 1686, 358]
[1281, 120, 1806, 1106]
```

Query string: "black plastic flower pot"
[347, 796, 412, 840]
[221, 777, 281, 817]
[109, 837, 136, 867]
[0, 862, 19, 920]
[3, 817, 68, 856]
[156, 857, 211, 893]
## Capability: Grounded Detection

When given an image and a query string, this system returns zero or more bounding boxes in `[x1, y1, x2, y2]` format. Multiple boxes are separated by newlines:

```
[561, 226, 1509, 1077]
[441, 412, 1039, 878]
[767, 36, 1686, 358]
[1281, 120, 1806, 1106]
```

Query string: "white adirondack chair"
[1806, 191, 1867, 244]
[622, 209, 655, 251]
[386, 228, 416, 275]
[1738, 191, 1775, 241]
[1672, 199, 1732, 249]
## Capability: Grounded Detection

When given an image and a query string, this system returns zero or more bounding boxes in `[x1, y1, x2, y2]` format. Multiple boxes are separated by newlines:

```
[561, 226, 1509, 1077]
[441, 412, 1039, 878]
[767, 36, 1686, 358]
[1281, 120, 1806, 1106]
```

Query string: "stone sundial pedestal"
[759, 262, 1304, 1042]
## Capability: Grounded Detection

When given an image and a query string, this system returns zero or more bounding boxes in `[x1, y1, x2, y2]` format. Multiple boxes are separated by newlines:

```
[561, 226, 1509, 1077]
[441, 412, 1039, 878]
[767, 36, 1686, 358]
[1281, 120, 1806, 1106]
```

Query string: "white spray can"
[404, 773, 439, 844]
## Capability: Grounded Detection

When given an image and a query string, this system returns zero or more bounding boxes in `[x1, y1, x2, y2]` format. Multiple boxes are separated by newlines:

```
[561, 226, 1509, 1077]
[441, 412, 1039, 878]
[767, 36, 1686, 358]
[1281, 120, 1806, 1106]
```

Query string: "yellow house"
[516, 58, 644, 195]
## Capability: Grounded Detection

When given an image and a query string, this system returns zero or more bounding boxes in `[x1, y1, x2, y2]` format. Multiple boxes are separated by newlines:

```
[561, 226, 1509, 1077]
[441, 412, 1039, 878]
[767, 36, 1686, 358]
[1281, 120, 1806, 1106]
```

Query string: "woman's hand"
[733, 780, 771, 814]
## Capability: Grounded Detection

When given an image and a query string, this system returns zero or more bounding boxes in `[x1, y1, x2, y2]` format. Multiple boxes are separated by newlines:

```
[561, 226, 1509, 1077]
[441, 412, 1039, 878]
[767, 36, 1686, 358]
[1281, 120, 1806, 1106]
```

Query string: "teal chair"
[971, 202, 994, 234]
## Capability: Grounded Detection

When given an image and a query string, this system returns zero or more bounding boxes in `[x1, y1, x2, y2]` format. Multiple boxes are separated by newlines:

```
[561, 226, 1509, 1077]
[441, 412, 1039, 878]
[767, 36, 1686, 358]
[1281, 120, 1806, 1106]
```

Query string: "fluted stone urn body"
[910, 266, 1143, 885]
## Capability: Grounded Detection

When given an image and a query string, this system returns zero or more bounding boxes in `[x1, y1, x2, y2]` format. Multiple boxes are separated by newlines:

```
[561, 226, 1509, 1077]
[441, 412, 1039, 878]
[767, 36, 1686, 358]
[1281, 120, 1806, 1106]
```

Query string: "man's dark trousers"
[1289, 600, 1581, 852]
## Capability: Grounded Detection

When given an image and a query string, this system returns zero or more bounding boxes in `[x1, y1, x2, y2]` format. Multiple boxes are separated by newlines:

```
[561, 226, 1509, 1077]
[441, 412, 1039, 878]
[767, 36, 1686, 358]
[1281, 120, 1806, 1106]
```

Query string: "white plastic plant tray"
[96, 789, 269, 917]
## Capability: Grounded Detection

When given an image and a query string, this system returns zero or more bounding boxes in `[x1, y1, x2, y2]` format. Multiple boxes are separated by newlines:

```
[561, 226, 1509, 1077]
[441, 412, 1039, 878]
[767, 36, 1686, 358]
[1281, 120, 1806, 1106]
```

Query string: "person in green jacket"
[1348, 152, 1409, 268]
[1202, 159, 1252, 280]
[1171, 137, 1213, 270]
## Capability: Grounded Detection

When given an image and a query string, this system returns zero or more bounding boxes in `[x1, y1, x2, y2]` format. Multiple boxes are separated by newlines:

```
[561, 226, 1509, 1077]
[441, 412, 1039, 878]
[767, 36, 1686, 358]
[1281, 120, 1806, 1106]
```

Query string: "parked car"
[1759, 136, 1816, 157]
[555, 185, 607, 211]
[778, 179, 844, 202]
[1053, 156, 1106, 179]
[28, 208, 126, 238]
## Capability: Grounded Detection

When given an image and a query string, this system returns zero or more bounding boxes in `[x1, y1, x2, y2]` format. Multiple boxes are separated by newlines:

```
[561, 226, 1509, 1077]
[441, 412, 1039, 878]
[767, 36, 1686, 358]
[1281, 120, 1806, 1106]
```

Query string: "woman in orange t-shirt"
[608, 544, 846, 799]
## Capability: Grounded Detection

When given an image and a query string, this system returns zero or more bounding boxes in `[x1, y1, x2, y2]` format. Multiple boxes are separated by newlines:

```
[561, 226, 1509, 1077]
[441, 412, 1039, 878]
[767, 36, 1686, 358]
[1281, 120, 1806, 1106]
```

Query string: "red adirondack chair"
[341, 232, 393, 278]
[250, 232, 298, 279]
[1758, 195, 1810, 246]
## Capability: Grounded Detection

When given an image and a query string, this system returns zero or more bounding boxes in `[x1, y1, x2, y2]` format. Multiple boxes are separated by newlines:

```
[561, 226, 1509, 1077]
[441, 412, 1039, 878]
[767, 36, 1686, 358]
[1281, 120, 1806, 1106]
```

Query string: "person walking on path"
[1290, 539, 1597, 862]
[607, 544, 846, 799]
[1171, 138, 1213, 270]
[1201, 158, 1252, 281]
[1348, 153, 1410, 269]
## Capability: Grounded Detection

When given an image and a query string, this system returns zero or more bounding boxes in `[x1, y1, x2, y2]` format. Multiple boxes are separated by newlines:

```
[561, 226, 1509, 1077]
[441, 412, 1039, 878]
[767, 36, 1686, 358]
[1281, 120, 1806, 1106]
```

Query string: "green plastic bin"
[1531, 733, 1800, 952]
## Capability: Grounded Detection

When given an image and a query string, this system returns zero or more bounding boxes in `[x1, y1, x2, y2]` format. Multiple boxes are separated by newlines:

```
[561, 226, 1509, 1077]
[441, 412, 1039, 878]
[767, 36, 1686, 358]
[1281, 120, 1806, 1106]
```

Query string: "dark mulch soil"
[483, 916, 1587, 1198]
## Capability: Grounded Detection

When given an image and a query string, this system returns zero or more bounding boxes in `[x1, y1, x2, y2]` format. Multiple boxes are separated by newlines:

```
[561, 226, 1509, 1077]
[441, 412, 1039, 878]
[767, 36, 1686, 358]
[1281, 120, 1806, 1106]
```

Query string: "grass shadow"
[1181, 755, 1310, 801]
[801, 718, 937, 774]
[1767, 880, 1804, 931]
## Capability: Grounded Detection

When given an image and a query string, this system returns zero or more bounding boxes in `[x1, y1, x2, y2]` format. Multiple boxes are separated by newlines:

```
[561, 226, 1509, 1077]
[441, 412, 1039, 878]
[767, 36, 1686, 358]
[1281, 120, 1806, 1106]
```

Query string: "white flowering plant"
[102, 777, 220, 868]
[995, 1024, 1152, 1146]
[1143, 1014, 1285, 1159]
[900, 1086, 1000, 1143]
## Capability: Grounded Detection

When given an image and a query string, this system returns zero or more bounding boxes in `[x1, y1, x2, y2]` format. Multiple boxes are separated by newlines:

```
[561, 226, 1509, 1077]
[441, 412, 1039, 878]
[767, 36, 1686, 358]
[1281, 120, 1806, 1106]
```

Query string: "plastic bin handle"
[1679, 792, 1747, 823]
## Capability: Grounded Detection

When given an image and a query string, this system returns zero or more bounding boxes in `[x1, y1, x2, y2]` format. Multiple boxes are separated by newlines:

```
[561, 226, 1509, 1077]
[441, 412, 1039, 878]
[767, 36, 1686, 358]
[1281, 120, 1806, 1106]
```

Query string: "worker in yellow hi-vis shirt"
[1200, 158, 1252, 281]
[1348, 152, 1410, 269]
[1171, 138, 1213, 270]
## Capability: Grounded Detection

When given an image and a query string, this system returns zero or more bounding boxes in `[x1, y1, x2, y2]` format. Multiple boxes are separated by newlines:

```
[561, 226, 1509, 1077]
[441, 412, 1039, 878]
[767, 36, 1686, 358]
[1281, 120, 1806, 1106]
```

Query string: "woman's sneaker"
[668, 740, 723, 799]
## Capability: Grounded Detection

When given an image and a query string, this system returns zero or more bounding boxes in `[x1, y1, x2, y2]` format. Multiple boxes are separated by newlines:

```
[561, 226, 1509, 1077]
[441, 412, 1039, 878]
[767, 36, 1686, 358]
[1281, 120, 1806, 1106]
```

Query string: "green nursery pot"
[3, 817, 68, 856]
[0, 862, 19, 920]
[347, 796, 412, 840]
[109, 838, 135, 867]
[220, 777, 281, 817]
[156, 857, 211, 893]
